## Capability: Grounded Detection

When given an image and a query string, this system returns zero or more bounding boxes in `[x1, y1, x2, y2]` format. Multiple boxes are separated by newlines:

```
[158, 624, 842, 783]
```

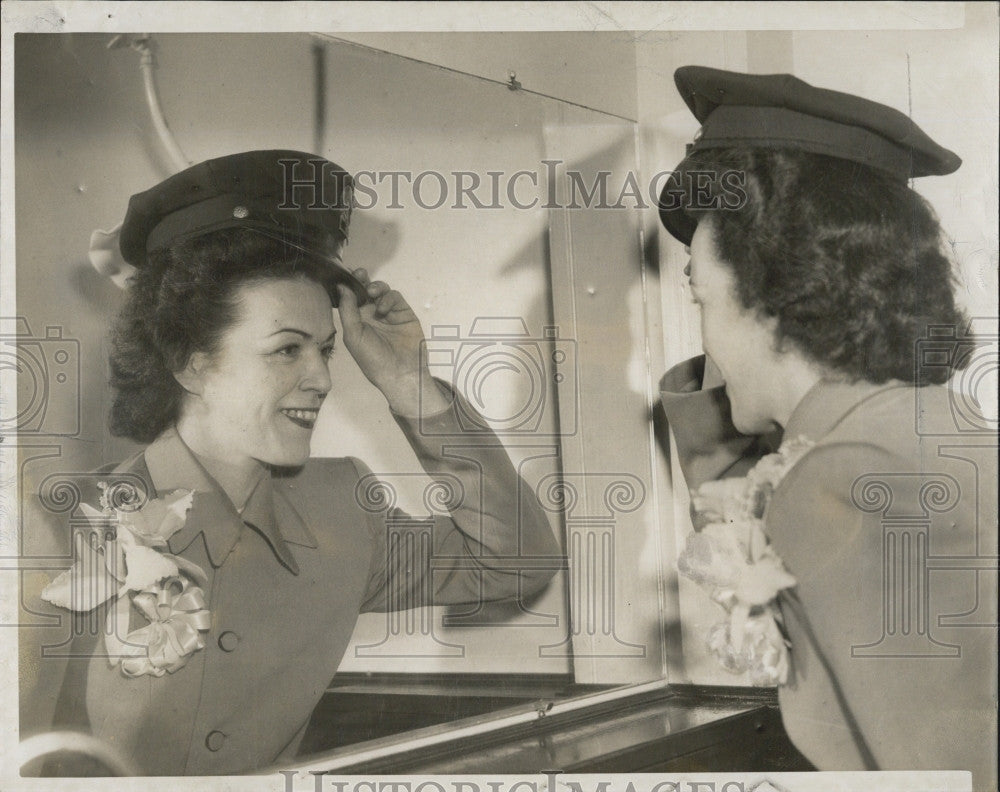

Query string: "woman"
[22, 150, 559, 775]
[658, 68, 996, 787]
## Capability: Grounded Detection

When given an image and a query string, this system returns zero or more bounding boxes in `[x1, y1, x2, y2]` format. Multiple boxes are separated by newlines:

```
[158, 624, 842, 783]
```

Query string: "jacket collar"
[117, 428, 317, 574]
[784, 377, 910, 442]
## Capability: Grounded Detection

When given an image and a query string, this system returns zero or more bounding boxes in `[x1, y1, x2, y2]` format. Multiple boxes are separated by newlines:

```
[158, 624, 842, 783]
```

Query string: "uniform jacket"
[661, 356, 997, 789]
[22, 391, 560, 775]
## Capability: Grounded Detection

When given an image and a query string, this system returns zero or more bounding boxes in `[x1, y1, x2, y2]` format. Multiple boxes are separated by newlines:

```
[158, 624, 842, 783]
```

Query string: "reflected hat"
[119, 150, 366, 304]
[658, 66, 962, 244]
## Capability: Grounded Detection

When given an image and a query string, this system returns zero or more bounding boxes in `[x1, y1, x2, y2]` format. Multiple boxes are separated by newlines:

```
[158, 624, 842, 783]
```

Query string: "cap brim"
[657, 159, 699, 246]
[324, 261, 370, 308]
[243, 226, 369, 308]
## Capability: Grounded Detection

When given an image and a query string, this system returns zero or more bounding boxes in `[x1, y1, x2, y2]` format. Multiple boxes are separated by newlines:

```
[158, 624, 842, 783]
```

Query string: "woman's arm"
[356, 384, 561, 612]
[334, 269, 560, 612]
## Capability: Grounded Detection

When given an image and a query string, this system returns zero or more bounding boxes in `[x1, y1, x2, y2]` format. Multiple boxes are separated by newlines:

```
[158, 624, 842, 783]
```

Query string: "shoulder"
[271, 456, 379, 508]
[769, 382, 987, 577]
[778, 382, 951, 497]
[768, 383, 983, 560]
[825, 382, 941, 449]
[289, 455, 368, 478]
[788, 382, 981, 496]
[270, 457, 389, 546]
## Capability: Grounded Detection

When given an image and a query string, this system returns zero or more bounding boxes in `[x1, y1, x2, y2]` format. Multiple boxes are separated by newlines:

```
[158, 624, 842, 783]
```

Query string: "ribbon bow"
[89, 223, 137, 290]
[109, 577, 212, 677]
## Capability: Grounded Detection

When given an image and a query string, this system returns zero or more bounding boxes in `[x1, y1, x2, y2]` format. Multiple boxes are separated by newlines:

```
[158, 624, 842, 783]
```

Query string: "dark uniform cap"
[119, 149, 366, 305]
[658, 66, 962, 245]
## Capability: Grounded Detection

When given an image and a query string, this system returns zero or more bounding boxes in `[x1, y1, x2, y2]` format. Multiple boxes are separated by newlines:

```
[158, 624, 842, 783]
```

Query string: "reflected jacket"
[660, 356, 998, 789]
[23, 388, 560, 775]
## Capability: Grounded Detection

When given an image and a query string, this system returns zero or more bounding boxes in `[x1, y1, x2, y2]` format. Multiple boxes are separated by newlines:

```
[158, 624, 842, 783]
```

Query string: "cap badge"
[232, 206, 250, 219]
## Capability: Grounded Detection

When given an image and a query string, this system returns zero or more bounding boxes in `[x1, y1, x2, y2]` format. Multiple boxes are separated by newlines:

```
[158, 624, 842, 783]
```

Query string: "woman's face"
[180, 277, 336, 468]
[688, 219, 782, 435]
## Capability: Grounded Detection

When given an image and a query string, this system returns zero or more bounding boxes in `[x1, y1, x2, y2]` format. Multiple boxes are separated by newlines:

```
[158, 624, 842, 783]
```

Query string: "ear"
[173, 351, 209, 396]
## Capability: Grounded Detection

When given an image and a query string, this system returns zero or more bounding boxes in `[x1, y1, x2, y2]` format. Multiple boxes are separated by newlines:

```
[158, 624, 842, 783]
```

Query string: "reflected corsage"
[677, 437, 815, 686]
[41, 482, 211, 677]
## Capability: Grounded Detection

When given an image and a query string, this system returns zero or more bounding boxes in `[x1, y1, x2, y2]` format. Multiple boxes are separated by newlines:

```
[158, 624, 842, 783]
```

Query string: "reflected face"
[688, 219, 781, 435]
[183, 277, 336, 467]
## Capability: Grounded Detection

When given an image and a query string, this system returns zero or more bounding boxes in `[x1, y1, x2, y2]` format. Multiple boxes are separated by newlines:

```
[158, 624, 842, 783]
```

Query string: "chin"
[730, 409, 776, 437]
[258, 445, 312, 468]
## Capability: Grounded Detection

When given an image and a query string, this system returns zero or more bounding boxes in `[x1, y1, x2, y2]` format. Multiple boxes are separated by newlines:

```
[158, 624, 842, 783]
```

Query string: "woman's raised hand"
[337, 269, 449, 417]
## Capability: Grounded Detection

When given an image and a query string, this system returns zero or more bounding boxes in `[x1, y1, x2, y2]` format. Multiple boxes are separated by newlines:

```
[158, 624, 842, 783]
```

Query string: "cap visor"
[243, 226, 369, 307]
[658, 171, 698, 246]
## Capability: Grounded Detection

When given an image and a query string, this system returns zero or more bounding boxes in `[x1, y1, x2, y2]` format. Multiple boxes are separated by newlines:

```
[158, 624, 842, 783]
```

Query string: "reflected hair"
[686, 147, 969, 385]
[109, 228, 337, 443]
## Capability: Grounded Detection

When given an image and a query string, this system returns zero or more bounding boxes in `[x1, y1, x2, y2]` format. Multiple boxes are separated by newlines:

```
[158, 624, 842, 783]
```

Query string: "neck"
[174, 415, 264, 510]
[771, 356, 825, 430]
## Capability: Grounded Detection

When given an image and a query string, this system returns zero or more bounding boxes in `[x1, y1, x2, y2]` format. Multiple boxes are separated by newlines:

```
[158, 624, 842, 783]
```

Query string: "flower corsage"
[677, 437, 815, 686]
[41, 482, 211, 677]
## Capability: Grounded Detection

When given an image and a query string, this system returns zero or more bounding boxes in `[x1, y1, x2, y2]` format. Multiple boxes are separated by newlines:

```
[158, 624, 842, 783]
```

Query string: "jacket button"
[205, 730, 226, 752]
[218, 631, 240, 652]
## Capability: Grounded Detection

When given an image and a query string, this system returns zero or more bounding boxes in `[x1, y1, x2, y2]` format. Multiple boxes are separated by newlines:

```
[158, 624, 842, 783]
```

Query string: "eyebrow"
[267, 328, 338, 343]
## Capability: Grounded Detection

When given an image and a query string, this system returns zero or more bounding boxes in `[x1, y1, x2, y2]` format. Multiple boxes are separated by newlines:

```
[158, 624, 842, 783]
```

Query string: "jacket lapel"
[117, 427, 320, 573]
[239, 476, 317, 575]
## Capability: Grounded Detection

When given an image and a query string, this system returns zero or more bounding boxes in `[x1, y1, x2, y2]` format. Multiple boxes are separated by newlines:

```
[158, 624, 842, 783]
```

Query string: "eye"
[274, 343, 302, 358]
[320, 343, 336, 360]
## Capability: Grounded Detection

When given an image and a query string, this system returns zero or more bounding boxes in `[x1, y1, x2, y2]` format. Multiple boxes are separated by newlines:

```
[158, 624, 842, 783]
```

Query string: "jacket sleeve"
[357, 381, 561, 613]
[659, 355, 781, 489]
[768, 442, 998, 788]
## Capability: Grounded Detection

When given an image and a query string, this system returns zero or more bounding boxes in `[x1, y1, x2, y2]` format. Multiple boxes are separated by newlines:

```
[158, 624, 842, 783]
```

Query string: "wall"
[330, 32, 639, 121]
[792, 2, 999, 321]
[14, 33, 319, 474]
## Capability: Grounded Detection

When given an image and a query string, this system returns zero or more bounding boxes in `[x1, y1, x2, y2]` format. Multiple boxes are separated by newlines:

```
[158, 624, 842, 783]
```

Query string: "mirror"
[13, 32, 670, 770]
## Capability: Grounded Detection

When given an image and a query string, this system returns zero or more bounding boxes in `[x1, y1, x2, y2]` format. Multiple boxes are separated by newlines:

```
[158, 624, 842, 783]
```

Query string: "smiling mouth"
[280, 408, 319, 429]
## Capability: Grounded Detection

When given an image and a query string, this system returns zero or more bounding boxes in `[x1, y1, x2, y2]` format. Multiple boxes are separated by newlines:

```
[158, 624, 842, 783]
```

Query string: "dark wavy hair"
[109, 228, 339, 443]
[686, 147, 969, 385]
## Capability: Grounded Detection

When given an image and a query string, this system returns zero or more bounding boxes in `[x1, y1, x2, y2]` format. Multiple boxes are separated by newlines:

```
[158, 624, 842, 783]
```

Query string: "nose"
[300, 347, 332, 395]
[683, 261, 691, 277]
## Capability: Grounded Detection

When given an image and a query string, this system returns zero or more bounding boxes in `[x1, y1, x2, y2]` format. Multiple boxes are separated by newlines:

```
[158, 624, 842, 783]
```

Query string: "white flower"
[117, 489, 193, 548]
[678, 437, 814, 686]
[40, 484, 210, 678]
[689, 476, 749, 529]
[118, 544, 180, 595]
[40, 530, 119, 612]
